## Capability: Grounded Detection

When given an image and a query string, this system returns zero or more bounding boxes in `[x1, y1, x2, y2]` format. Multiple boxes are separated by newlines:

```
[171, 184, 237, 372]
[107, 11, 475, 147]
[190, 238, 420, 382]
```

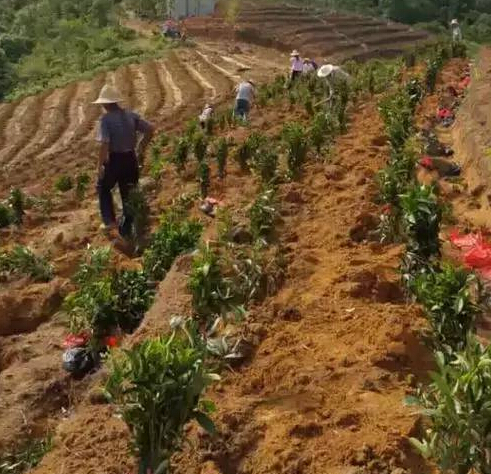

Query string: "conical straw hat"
[93, 85, 122, 104]
[317, 64, 334, 78]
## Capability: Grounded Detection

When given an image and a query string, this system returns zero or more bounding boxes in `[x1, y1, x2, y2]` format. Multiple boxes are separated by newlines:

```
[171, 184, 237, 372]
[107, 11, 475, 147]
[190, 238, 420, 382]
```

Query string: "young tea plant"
[171, 137, 189, 173]
[143, 213, 203, 281]
[193, 132, 208, 163]
[215, 137, 228, 180]
[75, 173, 90, 200]
[8, 188, 25, 224]
[250, 149, 278, 185]
[127, 187, 150, 253]
[249, 187, 277, 242]
[0, 246, 54, 282]
[197, 161, 211, 198]
[408, 336, 491, 474]
[409, 264, 479, 353]
[105, 330, 218, 474]
[282, 122, 309, 178]
[0, 203, 12, 228]
[54, 175, 73, 193]
[310, 112, 336, 154]
[379, 89, 414, 152]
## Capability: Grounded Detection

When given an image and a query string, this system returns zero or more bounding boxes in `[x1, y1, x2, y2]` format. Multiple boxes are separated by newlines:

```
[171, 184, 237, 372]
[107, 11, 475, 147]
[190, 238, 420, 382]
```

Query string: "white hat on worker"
[93, 85, 122, 104]
[317, 64, 335, 78]
[290, 49, 300, 57]
[451, 19, 459, 25]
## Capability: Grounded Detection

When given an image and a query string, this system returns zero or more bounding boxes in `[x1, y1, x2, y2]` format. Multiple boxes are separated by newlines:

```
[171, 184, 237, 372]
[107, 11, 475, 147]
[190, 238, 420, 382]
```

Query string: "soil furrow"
[0, 102, 18, 151]
[1, 93, 48, 168]
[195, 50, 241, 81]
[114, 64, 136, 110]
[156, 59, 183, 109]
[128, 63, 150, 116]
[141, 60, 165, 118]
[10, 83, 78, 169]
[177, 51, 217, 102]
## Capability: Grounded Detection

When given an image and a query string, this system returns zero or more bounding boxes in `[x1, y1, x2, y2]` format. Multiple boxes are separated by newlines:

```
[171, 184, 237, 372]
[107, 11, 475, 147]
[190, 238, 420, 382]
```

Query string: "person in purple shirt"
[94, 85, 154, 239]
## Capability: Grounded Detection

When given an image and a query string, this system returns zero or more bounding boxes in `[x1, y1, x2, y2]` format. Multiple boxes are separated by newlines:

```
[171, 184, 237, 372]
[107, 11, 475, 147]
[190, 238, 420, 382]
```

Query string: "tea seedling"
[143, 214, 202, 281]
[171, 137, 189, 173]
[105, 331, 218, 474]
[73, 245, 112, 285]
[0, 204, 12, 228]
[127, 187, 150, 253]
[282, 122, 309, 178]
[193, 132, 208, 163]
[54, 175, 73, 192]
[250, 149, 278, 185]
[0, 246, 53, 282]
[216, 138, 228, 179]
[197, 161, 211, 198]
[75, 173, 90, 200]
[8, 188, 25, 224]
[249, 187, 277, 241]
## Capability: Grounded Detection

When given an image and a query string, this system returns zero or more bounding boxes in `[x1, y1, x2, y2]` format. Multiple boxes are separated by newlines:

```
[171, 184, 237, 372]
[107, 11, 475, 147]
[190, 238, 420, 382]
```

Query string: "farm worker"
[317, 64, 351, 102]
[290, 50, 303, 82]
[303, 58, 316, 74]
[450, 19, 462, 43]
[234, 78, 255, 120]
[94, 85, 154, 239]
[199, 103, 214, 129]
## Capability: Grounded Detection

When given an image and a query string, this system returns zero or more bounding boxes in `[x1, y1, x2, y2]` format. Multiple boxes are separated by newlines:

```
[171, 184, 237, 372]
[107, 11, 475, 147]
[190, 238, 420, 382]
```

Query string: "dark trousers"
[97, 151, 139, 237]
[234, 99, 250, 119]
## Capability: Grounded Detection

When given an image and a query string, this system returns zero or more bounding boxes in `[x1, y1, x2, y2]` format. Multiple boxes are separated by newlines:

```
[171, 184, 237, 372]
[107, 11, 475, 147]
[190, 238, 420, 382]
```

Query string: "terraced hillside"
[184, 4, 430, 62]
[0, 44, 282, 196]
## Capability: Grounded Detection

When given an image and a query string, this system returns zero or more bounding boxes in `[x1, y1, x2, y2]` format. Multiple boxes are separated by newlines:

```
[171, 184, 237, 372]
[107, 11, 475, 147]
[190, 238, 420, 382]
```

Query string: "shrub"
[425, 57, 439, 94]
[54, 175, 74, 192]
[235, 132, 266, 172]
[409, 264, 479, 353]
[0, 246, 53, 282]
[143, 214, 202, 281]
[8, 187, 25, 224]
[73, 245, 111, 286]
[105, 331, 218, 474]
[249, 187, 277, 241]
[310, 112, 336, 154]
[215, 137, 228, 179]
[409, 337, 491, 474]
[405, 77, 425, 111]
[75, 173, 90, 200]
[377, 149, 416, 205]
[282, 122, 309, 178]
[197, 161, 210, 198]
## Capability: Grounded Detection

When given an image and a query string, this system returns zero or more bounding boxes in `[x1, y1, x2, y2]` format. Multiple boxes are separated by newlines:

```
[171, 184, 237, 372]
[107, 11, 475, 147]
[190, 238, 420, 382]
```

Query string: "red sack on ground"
[64, 331, 91, 348]
[464, 242, 491, 269]
[437, 108, 454, 119]
[459, 76, 471, 89]
[449, 229, 482, 250]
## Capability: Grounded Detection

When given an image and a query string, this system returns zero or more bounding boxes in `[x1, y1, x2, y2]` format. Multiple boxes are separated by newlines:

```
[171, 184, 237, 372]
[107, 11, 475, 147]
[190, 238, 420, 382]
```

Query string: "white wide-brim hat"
[93, 85, 122, 104]
[317, 64, 334, 78]
[451, 19, 459, 25]
[290, 49, 300, 56]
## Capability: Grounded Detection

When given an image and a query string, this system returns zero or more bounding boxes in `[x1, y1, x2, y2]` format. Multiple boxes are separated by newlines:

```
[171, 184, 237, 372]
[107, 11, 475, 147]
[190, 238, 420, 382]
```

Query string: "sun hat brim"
[92, 97, 121, 104]
[317, 65, 334, 78]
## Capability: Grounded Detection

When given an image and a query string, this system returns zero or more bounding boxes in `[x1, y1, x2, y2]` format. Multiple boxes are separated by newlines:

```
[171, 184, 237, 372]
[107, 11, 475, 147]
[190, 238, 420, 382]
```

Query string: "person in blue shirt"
[94, 85, 154, 239]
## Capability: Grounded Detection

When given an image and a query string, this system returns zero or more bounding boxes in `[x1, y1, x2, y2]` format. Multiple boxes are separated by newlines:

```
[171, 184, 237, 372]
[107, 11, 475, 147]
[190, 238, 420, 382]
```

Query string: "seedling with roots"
[215, 138, 228, 179]
[105, 329, 218, 474]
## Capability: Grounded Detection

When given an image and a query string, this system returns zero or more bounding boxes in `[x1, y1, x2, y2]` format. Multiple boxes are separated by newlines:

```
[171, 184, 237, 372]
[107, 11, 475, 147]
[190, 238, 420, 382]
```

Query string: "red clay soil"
[26, 77, 447, 474]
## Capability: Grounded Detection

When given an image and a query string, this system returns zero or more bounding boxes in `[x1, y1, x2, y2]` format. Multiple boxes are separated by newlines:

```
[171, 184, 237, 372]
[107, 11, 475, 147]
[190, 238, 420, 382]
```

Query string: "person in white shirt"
[317, 64, 351, 102]
[290, 50, 303, 83]
[199, 103, 214, 129]
[303, 58, 315, 74]
[234, 79, 255, 120]
[450, 19, 462, 43]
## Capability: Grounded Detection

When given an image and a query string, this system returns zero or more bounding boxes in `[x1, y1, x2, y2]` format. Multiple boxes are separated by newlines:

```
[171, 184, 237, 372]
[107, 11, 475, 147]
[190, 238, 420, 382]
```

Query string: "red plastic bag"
[64, 331, 91, 348]
[458, 76, 471, 89]
[464, 242, 491, 269]
[449, 229, 482, 250]
[437, 108, 454, 119]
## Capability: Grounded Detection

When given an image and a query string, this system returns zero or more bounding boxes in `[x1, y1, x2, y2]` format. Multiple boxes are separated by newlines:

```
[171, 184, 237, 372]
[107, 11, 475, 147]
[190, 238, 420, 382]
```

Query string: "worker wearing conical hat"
[317, 64, 350, 102]
[290, 50, 303, 83]
[93, 85, 154, 240]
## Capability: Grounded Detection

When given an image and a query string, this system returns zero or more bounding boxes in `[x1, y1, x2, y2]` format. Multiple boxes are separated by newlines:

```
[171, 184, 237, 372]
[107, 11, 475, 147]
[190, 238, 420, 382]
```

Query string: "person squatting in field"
[95, 85, 154, 241]
[316, 63, 351, 110]
[234, 78, 255, 120]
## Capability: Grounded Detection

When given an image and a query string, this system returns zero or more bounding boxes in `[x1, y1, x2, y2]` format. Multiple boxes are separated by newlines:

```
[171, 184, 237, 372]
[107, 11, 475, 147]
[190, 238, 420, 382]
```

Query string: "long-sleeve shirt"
[291, 57, 303, 72]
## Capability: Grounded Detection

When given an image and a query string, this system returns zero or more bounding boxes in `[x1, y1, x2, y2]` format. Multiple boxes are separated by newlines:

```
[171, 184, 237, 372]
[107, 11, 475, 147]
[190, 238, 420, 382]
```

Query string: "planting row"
[375, 42, 490, 474]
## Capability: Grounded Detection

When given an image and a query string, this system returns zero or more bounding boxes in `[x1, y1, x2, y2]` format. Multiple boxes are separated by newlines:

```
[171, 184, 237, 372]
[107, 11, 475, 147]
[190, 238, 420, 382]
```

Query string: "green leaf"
[195, 411, 216, 434]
